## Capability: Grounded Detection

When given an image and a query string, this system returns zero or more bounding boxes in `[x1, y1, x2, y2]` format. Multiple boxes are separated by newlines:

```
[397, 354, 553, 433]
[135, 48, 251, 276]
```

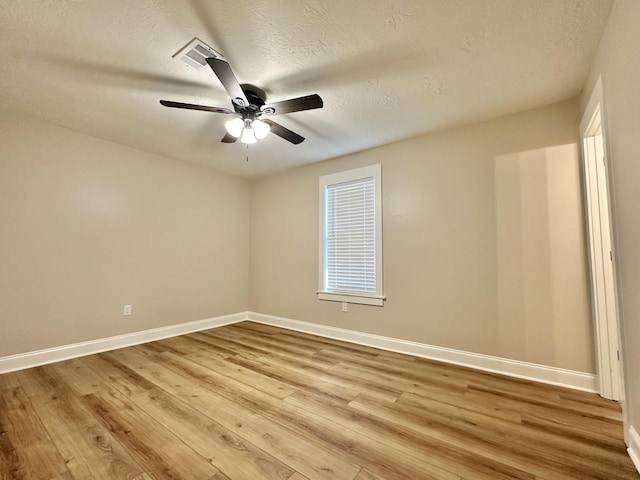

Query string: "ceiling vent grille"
[173, 37, 223, 70]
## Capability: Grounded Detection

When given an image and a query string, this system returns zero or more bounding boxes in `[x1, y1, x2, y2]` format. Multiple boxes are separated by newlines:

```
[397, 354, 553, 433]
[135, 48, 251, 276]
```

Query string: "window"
[318, 164, 384, 306]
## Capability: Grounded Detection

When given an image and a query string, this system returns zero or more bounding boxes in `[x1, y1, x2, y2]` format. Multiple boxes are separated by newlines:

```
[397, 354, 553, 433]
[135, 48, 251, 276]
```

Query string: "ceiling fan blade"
[260, 94, 323, 116]
[221, 132, 238, 143]
[160, 100, 234, 114]
[263, 119, 305, 144]
[206, 58, 249, 108]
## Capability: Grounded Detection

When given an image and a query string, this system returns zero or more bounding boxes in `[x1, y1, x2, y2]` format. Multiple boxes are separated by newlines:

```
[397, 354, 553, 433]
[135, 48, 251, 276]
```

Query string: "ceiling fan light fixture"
[224, 117, 244, 137]
[252, 119, 270, 139]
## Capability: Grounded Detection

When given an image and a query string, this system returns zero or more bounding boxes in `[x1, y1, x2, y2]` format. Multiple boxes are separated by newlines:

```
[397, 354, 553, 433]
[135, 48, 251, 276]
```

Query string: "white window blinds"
[318, 164, 383, 306]
[325, 176, 376, 294]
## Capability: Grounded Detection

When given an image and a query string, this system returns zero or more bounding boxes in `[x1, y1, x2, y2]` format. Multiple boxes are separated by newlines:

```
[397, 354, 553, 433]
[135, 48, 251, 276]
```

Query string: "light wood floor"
[0, 322, 637, 480]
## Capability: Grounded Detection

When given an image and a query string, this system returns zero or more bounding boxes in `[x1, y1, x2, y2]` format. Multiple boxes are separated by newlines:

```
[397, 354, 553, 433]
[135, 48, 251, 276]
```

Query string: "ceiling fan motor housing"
[235, 84, 267, 118]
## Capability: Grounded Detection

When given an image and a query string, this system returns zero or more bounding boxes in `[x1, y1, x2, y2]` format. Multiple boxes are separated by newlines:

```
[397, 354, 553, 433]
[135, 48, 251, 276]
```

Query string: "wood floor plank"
[466, 380, 563, 408]
[110, 350, 361, 480]
[268, 328, 384, 358]
[83, 389, 223, 479]
[327, 362, 410, 401]
[194, 330, 271, 357]
[49, 357, 107, 395]
[286, 389, 535, 480]
[399, 388, 522, 424]
[310, 350, 348, 366]
[240, 349, 401, 403]
[234, 326, 352, 355]
[1, 322, 637, 480]
[335, 354, 469, 391]
[183, 351, 299, 399]
[129, 387, 357, 480]
[155, 334, 237, 360]
[404, 380, 628, 452]
[97, 386, 295, 479]
[558, 386, 624, 407]
[15, 366, 148, 480]
[143, 354, 364, 480]
[226, 355, 361, 403]
[351, 394, 636, 480]
[0, 371, 21, 390]
[394, 391, 632, 471]
[0, 386, 73, 479]
[355, 469, 387, 480]
[211, 326, 322, 359]
[462, 387, 626, 446]
[156, 350, 255, 395]
[237, 388, 461, 480]
[84, 352, 156, 396]
[559, 395, 624, 420]
[204, 329, 336, 371]
[229, 321, 282, 336]
[103, 348, 250, 404]
[521, 410, 626, 450]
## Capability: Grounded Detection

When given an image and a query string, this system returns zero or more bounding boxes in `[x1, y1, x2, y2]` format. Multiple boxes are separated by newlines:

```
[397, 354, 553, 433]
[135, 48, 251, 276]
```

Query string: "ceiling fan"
[160, 57, 323, 145]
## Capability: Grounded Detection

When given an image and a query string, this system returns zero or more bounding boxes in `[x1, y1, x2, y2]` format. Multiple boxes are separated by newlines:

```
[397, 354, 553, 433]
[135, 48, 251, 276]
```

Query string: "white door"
[580, 78, 622, 401]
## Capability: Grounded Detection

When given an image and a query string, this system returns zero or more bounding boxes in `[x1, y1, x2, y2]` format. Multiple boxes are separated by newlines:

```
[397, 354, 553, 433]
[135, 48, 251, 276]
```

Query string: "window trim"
[317, 164, 384, 307]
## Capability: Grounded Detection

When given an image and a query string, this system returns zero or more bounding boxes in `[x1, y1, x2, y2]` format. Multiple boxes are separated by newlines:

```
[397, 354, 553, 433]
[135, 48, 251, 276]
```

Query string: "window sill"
[317, 291, 385, 306]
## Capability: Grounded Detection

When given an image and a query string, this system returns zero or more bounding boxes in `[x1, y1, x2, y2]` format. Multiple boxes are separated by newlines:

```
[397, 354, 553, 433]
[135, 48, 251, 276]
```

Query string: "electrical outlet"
[341, 302, 348, 312]
[123, 304, 132, 316]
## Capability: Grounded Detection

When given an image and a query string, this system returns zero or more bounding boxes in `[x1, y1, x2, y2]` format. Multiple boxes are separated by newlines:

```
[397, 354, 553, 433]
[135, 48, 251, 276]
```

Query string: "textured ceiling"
[0, 0, 612, 178]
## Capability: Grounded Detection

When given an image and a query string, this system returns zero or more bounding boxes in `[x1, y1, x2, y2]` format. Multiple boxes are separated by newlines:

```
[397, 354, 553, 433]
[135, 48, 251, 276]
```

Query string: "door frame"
[580, 76, 623, 402]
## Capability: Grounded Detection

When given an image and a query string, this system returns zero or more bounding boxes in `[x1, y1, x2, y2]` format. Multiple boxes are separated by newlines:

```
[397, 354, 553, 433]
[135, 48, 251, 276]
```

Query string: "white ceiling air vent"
[173, 37, 223, 70]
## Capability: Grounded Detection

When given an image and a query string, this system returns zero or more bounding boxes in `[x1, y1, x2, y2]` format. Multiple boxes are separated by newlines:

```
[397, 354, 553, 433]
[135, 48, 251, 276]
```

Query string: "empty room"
[1, 1, 639, 479]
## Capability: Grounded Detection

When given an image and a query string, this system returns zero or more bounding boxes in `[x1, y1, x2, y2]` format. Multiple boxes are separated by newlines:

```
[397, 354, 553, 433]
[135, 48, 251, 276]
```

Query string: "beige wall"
[0, 112, 250, 357]
[250, 99, 595, 373]
[581, 0, 640, 439]
[495, 144, 591, 369]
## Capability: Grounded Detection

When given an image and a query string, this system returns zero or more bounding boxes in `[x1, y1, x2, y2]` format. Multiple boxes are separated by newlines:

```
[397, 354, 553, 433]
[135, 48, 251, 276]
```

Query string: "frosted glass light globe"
[252, 119, 271, 139]
[224, 117, 244, 138]
[240, 126, 257, 144]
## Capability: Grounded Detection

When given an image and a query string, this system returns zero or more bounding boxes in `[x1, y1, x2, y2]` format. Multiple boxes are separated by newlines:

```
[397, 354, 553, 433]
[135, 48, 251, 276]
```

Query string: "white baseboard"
[0, 311, 248, 374]
[1, 310, 598, 394]
[629, 426, 640, 475]
[248, 312, 598, 393]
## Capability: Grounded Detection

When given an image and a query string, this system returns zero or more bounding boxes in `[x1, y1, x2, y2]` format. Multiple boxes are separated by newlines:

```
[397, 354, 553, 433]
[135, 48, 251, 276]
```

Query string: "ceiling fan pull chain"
[246, 143, 249, 162]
